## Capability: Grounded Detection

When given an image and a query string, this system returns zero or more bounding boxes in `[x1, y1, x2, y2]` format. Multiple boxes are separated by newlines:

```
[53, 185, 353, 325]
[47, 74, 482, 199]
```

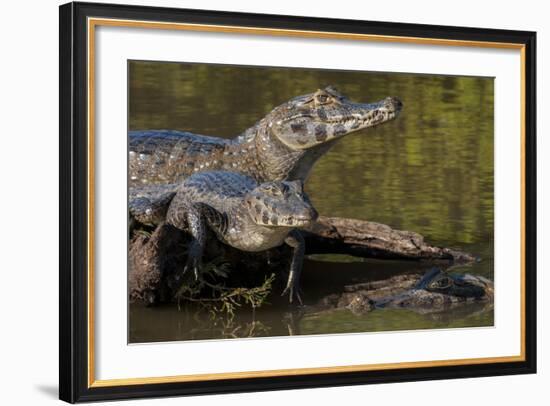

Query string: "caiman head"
[415, 268, 494, 299]
[244, 180, 318, 228]
[267, 86, 403, 150]
[373, 268, 494, 310]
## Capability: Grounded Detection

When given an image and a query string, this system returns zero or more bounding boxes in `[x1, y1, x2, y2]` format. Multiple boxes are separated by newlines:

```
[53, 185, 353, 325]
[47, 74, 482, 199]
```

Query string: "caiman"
[131, 171, 319, 303]
[315, 268, 494, 314]
[129, 86, 403, 186]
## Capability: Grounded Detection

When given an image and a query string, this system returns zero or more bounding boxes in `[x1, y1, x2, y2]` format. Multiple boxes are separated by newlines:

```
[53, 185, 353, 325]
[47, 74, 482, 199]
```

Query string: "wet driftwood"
[129, 216, 477, 304]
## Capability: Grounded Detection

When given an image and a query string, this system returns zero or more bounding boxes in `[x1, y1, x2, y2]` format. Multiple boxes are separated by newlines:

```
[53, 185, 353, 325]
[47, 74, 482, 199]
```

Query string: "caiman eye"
[315, 94, 330, 104]
[431, 278, 452, 289]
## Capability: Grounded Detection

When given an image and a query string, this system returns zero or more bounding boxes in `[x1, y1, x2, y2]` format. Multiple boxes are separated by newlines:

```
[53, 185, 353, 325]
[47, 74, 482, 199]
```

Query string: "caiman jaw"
[333, 97, 403, 134]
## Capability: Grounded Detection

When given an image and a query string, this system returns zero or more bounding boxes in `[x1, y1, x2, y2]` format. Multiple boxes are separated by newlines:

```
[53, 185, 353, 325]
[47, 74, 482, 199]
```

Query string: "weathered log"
[129, 224, 180, 304]
[129, 217, 477, 304]
[305, 216, 478, 263]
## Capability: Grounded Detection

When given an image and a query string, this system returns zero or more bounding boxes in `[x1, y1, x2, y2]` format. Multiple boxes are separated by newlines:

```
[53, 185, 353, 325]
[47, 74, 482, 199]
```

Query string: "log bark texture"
[305, 216, 478, 263]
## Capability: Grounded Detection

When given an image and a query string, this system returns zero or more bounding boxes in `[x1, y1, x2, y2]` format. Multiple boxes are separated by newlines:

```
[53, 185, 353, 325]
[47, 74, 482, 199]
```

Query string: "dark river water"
[128, 61, 494, 343]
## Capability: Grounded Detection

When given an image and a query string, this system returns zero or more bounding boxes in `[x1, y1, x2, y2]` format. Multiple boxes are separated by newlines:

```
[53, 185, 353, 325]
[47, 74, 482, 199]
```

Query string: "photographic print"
[127, 61, 494, 343]
[60, 3, 535, 401]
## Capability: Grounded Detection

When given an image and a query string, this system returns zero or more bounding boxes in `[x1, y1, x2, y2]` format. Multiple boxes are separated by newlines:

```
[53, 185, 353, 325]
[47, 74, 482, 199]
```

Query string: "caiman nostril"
[297, 208, 318, 222]
[390, 97, 403, 110]
[310, 208, 319, 221]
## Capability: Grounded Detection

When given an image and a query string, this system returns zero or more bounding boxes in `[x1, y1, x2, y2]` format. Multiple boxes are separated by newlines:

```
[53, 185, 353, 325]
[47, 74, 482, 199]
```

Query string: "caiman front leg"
[281, 230, 306, 305]
[167, 202, 208, 280]
[182, 204, 208, 280]
[167, 201, 225, 280]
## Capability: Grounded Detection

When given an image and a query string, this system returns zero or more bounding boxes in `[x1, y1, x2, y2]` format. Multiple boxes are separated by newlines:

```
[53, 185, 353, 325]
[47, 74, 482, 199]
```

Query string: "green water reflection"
[128, 61, 494, 342]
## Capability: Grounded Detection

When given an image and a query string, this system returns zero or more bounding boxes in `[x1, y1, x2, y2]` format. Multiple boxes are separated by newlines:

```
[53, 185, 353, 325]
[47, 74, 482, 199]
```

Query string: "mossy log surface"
[129, 216, 477, 305]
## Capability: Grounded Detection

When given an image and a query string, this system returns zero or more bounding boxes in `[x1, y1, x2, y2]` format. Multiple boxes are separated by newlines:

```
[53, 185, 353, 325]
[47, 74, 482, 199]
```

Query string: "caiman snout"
[296, 207, 319, 223]
[285, 206, 318, 228]
[384, 96, 403, 112]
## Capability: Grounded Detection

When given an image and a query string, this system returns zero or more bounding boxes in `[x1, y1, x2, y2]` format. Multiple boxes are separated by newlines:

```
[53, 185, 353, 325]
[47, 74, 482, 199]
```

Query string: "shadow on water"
[128, 61, 494, 342]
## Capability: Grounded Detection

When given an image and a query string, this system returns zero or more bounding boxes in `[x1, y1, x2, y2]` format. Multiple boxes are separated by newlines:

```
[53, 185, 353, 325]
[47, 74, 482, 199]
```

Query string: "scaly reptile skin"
[316, 268, 494, 314]
[129, 86, 402, 186]
[150, 171, 319, 304]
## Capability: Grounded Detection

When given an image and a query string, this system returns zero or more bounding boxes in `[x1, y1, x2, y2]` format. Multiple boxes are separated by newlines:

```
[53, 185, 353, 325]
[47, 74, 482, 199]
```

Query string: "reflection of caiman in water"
[311, 267, 493, 315]
[129, 265, 494, 342]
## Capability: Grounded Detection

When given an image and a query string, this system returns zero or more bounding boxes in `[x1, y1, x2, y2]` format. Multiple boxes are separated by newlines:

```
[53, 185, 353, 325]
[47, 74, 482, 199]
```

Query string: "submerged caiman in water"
[314, 268, 494, 314]
[129, 86, 402, 186]
[132, 171, 319, 303]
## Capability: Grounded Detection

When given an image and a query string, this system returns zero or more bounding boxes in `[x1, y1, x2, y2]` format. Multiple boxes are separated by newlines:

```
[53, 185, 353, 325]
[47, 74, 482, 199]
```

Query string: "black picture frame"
[59, 1, 537, 403]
